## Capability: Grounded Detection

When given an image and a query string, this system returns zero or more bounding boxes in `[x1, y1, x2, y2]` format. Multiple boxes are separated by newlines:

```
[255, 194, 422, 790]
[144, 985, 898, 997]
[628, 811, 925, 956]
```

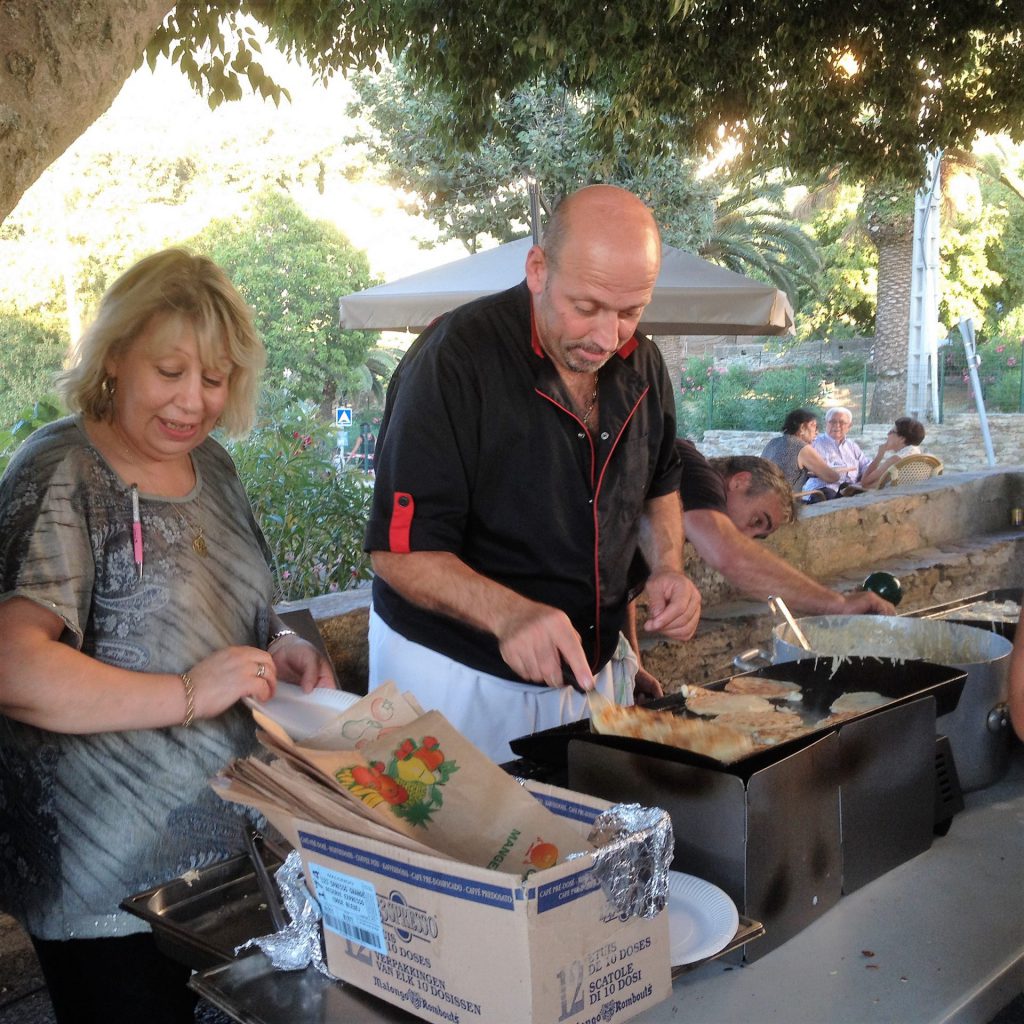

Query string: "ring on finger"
[256, 662, 266, 679]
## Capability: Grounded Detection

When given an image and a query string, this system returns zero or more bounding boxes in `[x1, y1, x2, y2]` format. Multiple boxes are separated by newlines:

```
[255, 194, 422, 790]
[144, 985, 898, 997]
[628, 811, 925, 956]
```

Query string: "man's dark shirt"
[364, 283, 680, 682]
[676, 438, 727, 514]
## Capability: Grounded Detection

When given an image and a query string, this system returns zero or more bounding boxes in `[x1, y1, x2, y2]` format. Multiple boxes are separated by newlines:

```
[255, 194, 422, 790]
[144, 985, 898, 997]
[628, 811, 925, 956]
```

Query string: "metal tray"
[509, 657, 967, 781]
[120, 847, 284, 970]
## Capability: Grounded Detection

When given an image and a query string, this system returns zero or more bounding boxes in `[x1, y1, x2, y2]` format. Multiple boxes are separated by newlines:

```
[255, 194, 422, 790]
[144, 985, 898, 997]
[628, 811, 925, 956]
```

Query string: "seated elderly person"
[859, 416, 926, 488]
[760, 408, 844, 492]
[804, 406, 871, 498]
[627, 440, 894, 696]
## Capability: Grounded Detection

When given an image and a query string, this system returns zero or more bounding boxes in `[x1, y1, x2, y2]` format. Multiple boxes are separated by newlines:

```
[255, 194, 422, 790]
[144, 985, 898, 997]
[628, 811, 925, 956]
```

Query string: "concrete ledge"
[647, 530, 1024, 690]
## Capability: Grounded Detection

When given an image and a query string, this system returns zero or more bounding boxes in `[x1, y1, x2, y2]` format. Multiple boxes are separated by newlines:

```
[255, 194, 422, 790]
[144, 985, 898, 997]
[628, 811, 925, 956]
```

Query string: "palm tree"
[349, 346, 401, 410]
[699, 177, 822, 308]
[794, 144, 1024, 421]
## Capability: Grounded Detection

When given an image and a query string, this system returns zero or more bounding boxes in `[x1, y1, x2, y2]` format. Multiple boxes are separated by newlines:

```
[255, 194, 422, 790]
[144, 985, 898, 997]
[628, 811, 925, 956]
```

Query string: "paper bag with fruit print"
[288, 709, 593, 875]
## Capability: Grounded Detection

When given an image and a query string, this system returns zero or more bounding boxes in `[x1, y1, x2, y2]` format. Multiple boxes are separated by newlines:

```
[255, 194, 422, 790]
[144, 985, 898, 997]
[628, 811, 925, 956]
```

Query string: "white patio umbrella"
[339, 236, 794, 336]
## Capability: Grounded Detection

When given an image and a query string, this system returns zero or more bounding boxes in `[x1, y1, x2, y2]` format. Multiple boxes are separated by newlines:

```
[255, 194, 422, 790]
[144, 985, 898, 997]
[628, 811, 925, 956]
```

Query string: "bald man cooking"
[365, 185, 701, 761]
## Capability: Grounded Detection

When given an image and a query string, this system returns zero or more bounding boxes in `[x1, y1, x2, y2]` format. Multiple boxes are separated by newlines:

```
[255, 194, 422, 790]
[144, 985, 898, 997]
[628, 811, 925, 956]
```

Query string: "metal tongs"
[242, 827, 288, 932]
[768, 595, 812, 651]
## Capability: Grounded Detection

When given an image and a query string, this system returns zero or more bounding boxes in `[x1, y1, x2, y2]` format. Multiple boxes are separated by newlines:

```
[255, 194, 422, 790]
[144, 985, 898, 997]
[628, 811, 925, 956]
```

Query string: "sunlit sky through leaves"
[2, 35, 468, 323]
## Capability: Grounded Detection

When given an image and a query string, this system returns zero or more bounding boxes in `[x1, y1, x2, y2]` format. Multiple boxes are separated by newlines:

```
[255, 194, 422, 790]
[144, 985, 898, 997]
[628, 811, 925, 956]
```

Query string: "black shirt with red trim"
[677, 439, 728, 513]
[364, 282, 681, 683]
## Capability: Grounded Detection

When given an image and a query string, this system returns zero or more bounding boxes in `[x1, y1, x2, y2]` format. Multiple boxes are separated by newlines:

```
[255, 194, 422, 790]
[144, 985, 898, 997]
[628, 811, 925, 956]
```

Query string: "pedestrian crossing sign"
[336, 406, 353, 427]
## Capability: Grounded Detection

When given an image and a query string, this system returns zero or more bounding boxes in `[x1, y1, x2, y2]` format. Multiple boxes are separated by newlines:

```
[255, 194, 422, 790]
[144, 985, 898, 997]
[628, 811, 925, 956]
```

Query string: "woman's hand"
[269, 634, 336, 692]
[187, 645, 279, 719]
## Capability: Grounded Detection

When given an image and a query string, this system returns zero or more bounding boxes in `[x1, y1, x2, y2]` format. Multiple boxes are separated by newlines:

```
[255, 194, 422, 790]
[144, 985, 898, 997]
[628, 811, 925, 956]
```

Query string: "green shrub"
[0, 397, 64, 474]
[676, 357, 834, 435]
[226, 389, 373, 601]
[977, 337, 1023, 412]
[0, 308, 68, 424]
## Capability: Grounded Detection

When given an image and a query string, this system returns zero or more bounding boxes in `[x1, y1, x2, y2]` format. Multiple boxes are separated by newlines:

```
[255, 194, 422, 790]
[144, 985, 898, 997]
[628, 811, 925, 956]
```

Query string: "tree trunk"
[320, 378, 339, 423]
[868, 217, 915, 421]
[0, 0, 174, 226]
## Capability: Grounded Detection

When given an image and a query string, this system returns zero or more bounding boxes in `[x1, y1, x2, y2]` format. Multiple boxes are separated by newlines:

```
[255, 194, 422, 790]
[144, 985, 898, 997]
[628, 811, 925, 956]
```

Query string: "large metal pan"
[770, 615, 1012, 792]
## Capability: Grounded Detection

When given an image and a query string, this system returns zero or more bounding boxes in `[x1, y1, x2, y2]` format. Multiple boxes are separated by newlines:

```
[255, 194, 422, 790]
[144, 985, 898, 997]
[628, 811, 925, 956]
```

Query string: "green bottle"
[863, 571, 903, 606]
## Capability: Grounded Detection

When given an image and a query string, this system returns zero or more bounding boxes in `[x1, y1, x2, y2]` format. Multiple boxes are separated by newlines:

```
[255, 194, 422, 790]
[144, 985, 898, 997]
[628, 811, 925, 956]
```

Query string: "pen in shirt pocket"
[130, 484, 143, 581]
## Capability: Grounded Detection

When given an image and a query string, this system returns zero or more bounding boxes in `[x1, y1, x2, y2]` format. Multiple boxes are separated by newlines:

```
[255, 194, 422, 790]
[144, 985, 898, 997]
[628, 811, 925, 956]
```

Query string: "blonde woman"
[0, 249, 333, 1023]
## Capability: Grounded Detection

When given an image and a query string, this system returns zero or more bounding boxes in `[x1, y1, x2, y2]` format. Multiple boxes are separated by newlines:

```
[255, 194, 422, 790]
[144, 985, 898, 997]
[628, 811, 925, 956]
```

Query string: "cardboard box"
[289, 780, 671, 1024]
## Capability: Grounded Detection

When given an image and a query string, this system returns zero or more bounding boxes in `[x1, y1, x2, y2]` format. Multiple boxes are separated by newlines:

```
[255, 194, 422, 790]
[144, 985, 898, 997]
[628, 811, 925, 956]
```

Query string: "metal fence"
[678, 361, 875, 435]
[938, 340, 1024, 418]
[677, 341, 1024, 437]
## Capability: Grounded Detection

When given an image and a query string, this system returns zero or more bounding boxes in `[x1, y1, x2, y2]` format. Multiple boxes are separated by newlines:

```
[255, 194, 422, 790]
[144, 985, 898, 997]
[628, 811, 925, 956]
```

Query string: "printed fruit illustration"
[395, 736, 446, 785]
[526, 840, 559, 871]
[349, 762, 409, 805]
[339, 734, 458, 827]
[370, 696, 395, 721]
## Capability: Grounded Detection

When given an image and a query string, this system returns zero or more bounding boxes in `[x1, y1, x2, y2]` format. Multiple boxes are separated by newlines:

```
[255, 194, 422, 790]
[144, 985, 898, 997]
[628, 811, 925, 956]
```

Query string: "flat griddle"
[509, 657, 966, 781]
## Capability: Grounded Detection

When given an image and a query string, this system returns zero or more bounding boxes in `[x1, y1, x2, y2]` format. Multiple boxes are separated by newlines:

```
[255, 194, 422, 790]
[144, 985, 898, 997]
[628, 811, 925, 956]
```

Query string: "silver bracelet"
[267, 627, 298, 647]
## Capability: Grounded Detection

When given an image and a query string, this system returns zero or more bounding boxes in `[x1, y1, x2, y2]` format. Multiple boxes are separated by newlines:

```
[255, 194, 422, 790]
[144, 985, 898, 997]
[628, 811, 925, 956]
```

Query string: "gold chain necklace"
[171, 503, 208, 558]
[578, 375, 599, 425]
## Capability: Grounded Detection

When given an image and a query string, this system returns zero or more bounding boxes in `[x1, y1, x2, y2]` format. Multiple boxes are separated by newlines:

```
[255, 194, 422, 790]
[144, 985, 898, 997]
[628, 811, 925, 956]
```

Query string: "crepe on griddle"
[685, 690, 774, 717]
[714, 709, 806, 745]
[725, 676, 803, 701]
[589, 693, 756, 762]
[830, 690, 888, 713]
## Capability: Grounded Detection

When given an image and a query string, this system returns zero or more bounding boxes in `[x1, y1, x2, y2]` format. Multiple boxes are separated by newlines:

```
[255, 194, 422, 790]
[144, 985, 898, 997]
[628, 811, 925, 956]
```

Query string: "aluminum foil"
[579, 803, 673, 919]
[235, 850, 338, 979]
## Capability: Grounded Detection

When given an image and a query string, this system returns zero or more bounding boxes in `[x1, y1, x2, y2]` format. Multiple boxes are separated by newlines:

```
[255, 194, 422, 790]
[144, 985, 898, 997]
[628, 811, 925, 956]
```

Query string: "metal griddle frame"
[508, 657, 967, 782]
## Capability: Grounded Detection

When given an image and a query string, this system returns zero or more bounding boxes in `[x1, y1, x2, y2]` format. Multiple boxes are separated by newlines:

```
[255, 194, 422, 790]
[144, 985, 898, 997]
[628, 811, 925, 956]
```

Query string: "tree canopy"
[188, 189, 379, 417]
[348, 63, 716, 253]
[5, 1, 1023, 226]
[164, 1, 1024, 185]
[350, 63, 822, 303]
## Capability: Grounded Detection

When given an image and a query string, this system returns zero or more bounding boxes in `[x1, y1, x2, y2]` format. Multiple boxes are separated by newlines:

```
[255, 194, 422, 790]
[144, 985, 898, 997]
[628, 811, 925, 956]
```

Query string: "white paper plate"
[667, 870, 739, 966]
[245, 682, 361, 741]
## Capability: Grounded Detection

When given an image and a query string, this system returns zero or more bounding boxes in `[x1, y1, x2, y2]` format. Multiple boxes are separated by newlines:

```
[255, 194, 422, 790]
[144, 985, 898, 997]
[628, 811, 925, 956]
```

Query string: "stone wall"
[646, 468, 1024, 689]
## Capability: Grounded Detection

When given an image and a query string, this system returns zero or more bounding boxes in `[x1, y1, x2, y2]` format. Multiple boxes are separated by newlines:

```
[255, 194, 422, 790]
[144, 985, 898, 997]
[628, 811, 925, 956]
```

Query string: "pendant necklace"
[172, 503, 208, 558]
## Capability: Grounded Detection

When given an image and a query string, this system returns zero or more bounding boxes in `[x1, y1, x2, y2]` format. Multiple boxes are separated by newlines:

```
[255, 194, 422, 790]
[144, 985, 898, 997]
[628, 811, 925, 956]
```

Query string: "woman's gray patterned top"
[760, 433, 810, 490]
[0, 416, 274, 939]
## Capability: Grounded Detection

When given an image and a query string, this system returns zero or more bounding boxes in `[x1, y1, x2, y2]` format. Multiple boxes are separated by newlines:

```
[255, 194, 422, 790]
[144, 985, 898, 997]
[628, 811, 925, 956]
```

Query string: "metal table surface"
[635, 743, 1024, 1024]
[194, 746, 1024, 1024]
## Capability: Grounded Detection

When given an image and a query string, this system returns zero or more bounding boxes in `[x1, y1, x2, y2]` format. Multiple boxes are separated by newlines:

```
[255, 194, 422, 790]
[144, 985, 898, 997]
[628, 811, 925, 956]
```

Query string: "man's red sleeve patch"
[388, 492, 414, 553]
